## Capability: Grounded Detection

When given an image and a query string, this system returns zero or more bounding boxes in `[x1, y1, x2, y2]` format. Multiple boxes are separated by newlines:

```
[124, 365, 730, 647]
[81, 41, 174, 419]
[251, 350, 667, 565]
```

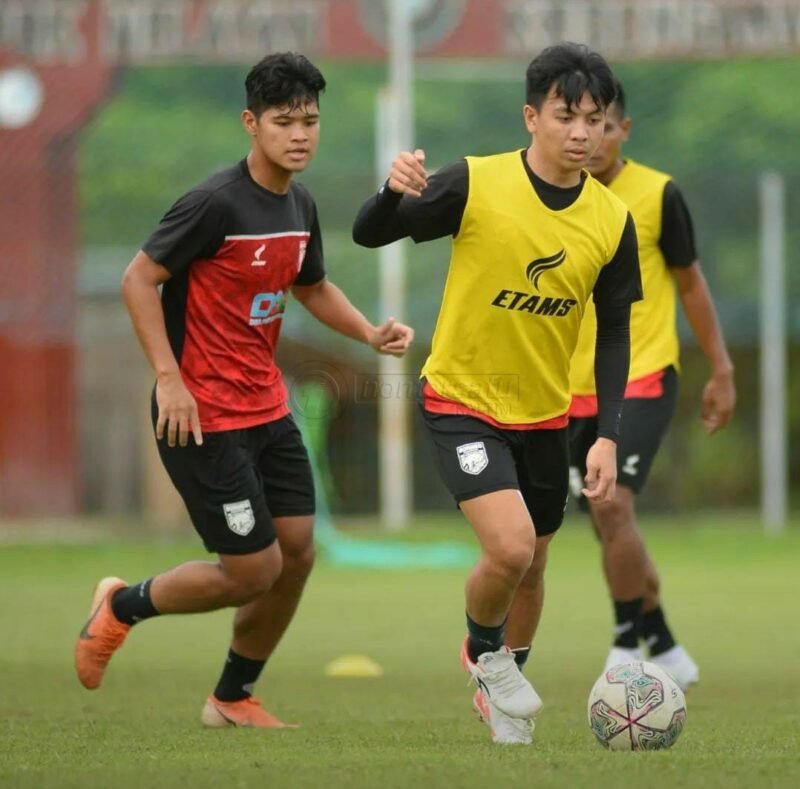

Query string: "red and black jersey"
[142, 159, 325, 432]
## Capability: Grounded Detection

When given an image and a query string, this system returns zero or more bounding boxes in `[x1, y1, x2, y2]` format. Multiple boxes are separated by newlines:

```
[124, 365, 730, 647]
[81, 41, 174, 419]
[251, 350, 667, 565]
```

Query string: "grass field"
[2, 515, 799, 788]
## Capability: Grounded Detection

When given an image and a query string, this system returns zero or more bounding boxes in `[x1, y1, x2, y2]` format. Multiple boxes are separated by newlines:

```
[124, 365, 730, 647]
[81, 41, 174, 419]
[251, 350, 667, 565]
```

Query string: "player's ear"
[523, 104, 538, 134]
[241, 109, 258, 137]
[621, 116, 632, 142]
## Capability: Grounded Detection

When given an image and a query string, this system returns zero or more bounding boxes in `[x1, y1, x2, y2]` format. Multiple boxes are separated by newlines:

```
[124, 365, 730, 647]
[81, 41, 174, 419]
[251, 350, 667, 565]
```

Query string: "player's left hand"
[701, 369, 736, 435]
[583, 437, 617, 503]
[368, 317, 414, 356]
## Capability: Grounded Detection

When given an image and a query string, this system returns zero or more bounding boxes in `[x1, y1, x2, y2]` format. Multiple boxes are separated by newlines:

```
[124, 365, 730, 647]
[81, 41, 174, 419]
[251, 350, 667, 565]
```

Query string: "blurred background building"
[1, 0, 798, 526]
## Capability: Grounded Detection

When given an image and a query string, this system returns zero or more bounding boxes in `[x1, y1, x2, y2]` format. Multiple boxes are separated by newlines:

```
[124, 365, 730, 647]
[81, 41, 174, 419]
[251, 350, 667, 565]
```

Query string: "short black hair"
[525, 42, 615, 113]
[245, 52, 326, 116]
[611, 78, 627, 117]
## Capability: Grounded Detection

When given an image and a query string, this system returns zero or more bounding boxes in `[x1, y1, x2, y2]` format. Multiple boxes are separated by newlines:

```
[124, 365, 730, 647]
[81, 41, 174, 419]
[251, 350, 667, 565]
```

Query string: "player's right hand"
[701, 369, 736, 435]
[155, 372, 203, 448]
[583, 437, 617, 503]
[387, 149, 427, 197]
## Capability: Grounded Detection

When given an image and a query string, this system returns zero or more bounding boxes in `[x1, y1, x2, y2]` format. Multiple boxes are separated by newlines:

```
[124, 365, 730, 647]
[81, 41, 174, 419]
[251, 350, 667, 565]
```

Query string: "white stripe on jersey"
[225, 231, 311, 241]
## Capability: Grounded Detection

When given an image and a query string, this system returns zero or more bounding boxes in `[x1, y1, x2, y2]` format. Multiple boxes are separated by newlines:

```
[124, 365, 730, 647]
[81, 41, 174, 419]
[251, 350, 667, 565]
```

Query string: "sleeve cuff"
[377, 181, 403, 205]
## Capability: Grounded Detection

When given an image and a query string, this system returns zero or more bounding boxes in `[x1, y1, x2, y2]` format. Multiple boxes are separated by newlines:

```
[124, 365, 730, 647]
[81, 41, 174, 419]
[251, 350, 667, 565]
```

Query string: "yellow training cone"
[324, 654, 384, 678]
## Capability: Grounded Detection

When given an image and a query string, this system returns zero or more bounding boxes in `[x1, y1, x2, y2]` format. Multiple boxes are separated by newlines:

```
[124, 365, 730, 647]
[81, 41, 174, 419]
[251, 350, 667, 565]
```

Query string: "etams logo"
[526, 248, 566, 291]
[491, 248, 576, 318]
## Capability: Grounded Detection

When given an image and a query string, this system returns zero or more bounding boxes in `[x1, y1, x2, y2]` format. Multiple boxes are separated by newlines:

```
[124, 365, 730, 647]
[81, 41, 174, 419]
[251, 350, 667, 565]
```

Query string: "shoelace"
[483, 658, 528, 697]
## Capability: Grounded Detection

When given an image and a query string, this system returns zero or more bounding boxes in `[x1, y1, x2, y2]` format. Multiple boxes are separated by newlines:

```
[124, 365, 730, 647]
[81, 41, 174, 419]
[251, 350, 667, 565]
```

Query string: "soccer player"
[353, 43, 642, 744]
[74, 52, 413, 728]
[567, 80, 736, 689]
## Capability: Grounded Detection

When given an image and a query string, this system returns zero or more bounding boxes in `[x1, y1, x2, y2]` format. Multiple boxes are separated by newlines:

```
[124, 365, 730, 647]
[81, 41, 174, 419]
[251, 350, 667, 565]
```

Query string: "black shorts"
[153, 401, 315, 555]
[419, 406, 570, 537]
[568, 366, 678, 498]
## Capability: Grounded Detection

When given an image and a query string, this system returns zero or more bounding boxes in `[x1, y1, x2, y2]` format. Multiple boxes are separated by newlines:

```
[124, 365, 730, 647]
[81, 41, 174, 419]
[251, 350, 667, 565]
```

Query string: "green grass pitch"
[2, 516, 799, 788]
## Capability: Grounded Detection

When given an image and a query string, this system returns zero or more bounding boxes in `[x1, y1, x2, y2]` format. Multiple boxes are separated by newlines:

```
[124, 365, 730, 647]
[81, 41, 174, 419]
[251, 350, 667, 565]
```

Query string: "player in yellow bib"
[568, 81, 736, 689]
[354, 44, 642, 744]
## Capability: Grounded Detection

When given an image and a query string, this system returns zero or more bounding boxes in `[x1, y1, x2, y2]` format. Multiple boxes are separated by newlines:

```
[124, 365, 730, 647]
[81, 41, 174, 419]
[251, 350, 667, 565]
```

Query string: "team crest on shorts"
[223, 500, 255, 536]
[457, 441, 489, 475]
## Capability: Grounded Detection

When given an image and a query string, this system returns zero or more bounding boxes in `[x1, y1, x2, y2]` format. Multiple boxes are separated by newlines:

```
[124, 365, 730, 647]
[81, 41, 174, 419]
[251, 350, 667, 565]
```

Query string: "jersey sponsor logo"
[491, 290, 578, 317]
[490, 248, 576, 317]
[251, 243, 267, 266]
[223, 500, 256, 536]
[526, 248, 566, 291]
[249, 290, 286, 326]
[457, 441, 489, 475]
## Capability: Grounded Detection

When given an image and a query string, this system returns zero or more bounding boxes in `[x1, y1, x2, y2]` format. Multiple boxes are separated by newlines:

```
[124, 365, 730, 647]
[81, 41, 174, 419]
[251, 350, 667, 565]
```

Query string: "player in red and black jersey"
[74, 52, 413, 728]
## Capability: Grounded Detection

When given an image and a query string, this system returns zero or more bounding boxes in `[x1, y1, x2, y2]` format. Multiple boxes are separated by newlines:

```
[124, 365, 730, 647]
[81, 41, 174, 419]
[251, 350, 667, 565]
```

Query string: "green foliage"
[80, 59, 800, 309]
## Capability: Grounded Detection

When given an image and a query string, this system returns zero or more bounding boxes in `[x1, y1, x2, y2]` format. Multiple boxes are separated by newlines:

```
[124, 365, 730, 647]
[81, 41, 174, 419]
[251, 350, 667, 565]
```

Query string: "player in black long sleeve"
[354, 152, 638, 445]
[568, 80, 735, 690]
[352, 44, 642, 745]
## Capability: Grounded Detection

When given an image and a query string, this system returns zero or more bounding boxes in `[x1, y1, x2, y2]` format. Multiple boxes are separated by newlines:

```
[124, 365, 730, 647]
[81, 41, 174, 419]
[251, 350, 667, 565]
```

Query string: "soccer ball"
[587, 661, 687, 751]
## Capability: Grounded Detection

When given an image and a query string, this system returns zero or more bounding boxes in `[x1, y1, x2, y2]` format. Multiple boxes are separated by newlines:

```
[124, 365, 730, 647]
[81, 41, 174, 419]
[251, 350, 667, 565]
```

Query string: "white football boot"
[648, 645, 699, 692]
[603, 645, 643, 674]
[472, 688, 534, 745]
[460, 641, 543, 719]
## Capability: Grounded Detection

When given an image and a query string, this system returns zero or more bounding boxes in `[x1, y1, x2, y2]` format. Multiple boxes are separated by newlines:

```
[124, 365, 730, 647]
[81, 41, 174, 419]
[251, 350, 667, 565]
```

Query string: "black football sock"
[110, 579, 160, 625]
[612, 597, 644, 648]
[642, 606, 677, 656]
[511, 646, 531, 669]
[213, 649, 266, 702]
[466, 612, 505, 662]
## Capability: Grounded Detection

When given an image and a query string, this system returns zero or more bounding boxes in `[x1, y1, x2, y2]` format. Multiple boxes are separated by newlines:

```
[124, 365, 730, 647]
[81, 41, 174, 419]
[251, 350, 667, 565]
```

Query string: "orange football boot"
[75, 576, 130, 689]
[201, 695, 299, 729]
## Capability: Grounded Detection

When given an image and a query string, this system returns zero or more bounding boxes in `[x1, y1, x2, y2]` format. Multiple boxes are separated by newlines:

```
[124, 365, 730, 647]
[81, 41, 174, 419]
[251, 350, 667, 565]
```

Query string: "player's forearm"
[352, 184, 407, 248]
[121, 273, 182, 379]
[296, 279, 373, 344]
[676, 267, 733, 376]
[594, 302, 632, 441]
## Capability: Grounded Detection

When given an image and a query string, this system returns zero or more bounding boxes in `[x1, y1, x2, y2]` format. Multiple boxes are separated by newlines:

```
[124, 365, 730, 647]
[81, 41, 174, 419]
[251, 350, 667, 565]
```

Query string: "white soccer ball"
[587, 661, 687, 751]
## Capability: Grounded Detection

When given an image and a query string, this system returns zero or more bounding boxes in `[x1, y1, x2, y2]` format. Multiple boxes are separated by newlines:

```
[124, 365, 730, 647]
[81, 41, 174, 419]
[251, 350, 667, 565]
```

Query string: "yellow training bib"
[570, 159, 680, 395]
[422, 150, 629, 424]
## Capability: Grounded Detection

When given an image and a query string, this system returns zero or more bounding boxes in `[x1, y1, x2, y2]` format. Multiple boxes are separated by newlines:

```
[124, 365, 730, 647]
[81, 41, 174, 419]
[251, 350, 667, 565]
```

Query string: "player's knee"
[518, 537, 551, 589]
[282, 541, 316, 580]
[238, 566, 280, 602]
[592, 496, 635, 541]
[490, 528, 536, 577]
[226, 550, 283, 603]
[529, 544, 549, 577]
